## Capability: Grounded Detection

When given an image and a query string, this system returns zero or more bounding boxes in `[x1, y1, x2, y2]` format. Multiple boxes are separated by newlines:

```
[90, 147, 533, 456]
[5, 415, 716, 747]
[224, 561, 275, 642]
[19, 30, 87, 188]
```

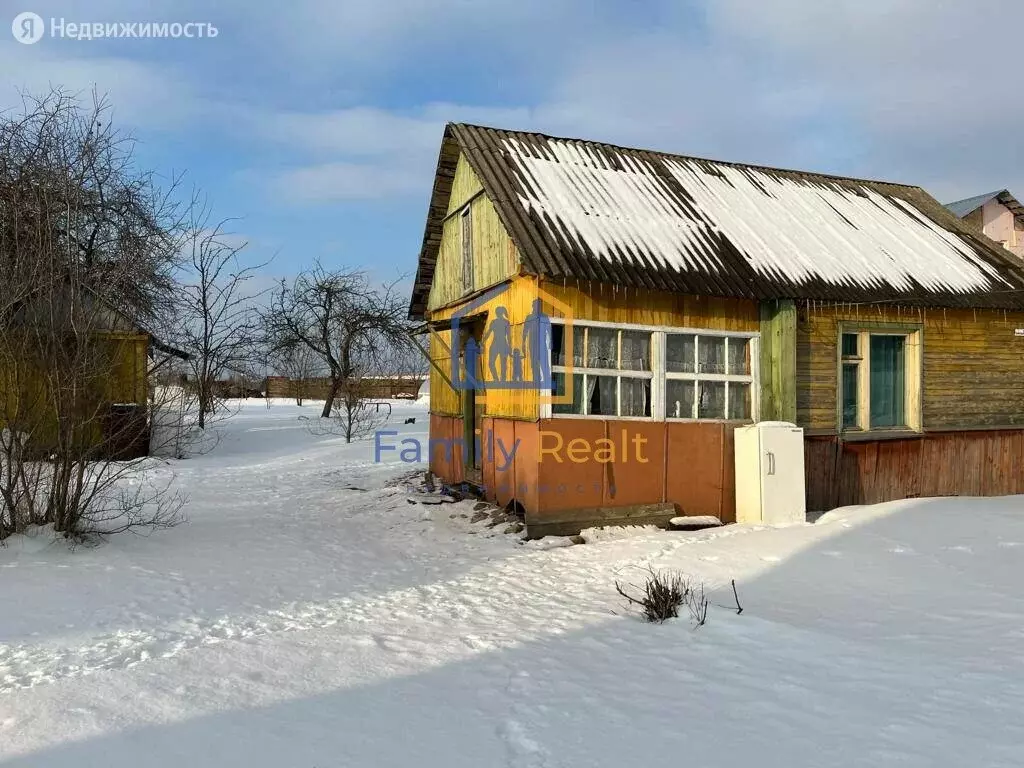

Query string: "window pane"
[586, 327, 617, 369]
[842, 363, 859, 429]
[841, 333, 859, 357]
[665, 379, 695, 419]
[698, 337, 727, 374]
[726, 338, 750, 375]
[870, 335, 905, 428]
[666, 334, 696, 373]
[620, 377, 651, 417]
[698, 381, 726, 419]
[620, 331, 651, 371]
[551, 324, 582, 367]
[588, 375, 618, 416]
[728, 382, 751, 420]
[551, 372, 584, 415]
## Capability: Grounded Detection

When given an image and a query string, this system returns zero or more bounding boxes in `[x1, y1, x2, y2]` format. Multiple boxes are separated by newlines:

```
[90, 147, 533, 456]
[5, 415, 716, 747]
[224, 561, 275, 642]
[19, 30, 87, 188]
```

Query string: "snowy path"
[2, 401, 1024, 766]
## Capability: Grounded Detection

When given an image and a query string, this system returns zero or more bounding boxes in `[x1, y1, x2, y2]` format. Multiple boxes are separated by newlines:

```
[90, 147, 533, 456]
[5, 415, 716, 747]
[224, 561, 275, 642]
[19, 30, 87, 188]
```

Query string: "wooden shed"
[410, 124, 1024, 537]
[0, 289, 183, 460]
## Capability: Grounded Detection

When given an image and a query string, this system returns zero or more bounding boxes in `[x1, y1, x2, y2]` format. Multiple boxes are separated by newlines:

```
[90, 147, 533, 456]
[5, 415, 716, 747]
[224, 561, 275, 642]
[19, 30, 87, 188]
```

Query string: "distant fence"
[264, 376, 425, 401]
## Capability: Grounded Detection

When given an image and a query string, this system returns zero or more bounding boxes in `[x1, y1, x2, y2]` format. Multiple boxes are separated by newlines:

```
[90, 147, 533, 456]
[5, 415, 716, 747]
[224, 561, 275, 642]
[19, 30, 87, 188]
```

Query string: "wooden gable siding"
[426, 154, 521, 312]
[797, 302, 1024, 432]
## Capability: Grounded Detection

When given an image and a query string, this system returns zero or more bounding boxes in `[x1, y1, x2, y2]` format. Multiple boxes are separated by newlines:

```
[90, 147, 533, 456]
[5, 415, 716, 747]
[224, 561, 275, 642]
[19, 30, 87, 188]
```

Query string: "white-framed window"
[664, 332, 755, 421]
[550, 325, 654, 418]
[839, 325, 922, 432]
[545, 321, 758, 422]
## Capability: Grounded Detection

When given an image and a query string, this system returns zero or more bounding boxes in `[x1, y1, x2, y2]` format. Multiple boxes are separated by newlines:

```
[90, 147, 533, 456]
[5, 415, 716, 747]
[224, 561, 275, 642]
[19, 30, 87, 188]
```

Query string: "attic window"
[461, 206, 473, 294]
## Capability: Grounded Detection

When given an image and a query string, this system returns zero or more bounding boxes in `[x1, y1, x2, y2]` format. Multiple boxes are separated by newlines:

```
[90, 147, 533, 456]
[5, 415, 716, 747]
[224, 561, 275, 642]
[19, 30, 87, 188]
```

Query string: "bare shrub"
[0, 88, 188, 540]
[616, 568, 710, 625]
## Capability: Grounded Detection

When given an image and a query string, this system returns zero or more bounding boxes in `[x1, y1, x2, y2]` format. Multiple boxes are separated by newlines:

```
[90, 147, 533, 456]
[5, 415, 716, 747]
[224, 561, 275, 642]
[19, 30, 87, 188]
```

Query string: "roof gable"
[945, 189, 1024, 222]
[410, 125, 1024, 317]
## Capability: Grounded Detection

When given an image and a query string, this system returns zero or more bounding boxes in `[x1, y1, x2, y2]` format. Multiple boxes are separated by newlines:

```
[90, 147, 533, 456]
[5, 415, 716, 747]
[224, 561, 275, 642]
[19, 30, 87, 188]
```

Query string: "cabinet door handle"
[766, 451, 775, 475]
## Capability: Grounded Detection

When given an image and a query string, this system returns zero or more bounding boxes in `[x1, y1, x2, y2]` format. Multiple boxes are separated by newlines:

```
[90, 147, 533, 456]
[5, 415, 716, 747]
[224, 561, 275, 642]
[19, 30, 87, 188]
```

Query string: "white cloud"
[703, 0, 1024, 199]
[5, 0, 1023, 210]
[0, 43, 204, 132]
[273, 161, 424, 201]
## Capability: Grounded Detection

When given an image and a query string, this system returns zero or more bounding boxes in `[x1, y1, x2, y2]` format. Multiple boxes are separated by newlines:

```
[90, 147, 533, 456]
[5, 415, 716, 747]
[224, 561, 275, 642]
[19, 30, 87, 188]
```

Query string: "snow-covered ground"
[1, 400, 1023, 767]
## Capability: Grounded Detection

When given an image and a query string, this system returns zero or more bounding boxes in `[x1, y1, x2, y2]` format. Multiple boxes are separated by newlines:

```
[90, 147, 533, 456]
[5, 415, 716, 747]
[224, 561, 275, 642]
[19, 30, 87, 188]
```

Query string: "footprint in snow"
[499, 719, 549, 768]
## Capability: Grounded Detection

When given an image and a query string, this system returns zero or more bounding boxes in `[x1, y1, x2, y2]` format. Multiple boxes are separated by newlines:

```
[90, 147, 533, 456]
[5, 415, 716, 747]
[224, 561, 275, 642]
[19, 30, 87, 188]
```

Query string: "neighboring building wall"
[264, 376, 424, 400]
[0, 331, 149, 457]
[979, 200, 1024, 259]
[981, 200, 1016, 249]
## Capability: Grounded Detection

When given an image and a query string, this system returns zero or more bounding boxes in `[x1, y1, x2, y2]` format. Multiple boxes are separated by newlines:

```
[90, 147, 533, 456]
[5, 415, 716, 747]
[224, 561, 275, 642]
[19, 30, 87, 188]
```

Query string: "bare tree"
[262, 263, 410, 439]
[0, 89, 187, 540]
[174, 210, 267, 428]
[270, 342, 321, 406]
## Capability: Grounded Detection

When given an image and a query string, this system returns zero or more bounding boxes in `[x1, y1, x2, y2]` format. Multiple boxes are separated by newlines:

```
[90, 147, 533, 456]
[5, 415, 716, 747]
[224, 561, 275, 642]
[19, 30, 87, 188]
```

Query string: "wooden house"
[1, 290, 186, 459]
[410, 124, 1024, 537]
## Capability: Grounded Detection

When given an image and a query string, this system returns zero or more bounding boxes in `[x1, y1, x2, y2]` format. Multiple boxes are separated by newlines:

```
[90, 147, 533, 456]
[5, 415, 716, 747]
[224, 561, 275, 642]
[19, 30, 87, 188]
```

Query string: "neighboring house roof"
[410, 124, 1024, 317]
[945, 189, 1024, 221]
[150, 337, 190, 361]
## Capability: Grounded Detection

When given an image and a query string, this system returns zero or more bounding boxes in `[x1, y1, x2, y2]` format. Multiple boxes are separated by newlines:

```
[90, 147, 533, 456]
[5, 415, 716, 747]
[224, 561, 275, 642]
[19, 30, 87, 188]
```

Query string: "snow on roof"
[508, 139, 1005, 295]
[410, 126, 1024, 317]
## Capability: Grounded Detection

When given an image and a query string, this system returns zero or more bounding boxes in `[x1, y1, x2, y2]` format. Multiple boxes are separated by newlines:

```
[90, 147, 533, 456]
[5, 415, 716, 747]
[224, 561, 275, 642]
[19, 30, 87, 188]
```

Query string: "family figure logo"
[436, 276, 575, 404]
[455, 298, 553, 391]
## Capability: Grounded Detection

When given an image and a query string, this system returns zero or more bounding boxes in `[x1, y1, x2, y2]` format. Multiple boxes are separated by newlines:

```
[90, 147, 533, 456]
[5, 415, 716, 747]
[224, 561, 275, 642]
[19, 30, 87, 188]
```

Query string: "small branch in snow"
[731, 579, 743, 615]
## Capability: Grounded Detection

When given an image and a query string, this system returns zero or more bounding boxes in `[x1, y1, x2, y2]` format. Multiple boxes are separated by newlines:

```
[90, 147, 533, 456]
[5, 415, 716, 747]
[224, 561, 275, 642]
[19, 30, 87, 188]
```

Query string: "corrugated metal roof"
[945, 190, 1004, 219]
[946, 189, 1024, 221]
[409, 125, 1024, 318]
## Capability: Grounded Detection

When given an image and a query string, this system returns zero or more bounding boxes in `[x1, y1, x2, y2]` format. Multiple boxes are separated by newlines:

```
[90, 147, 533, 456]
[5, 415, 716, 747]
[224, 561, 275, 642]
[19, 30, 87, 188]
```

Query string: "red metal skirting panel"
[602, 422, 666, 508]
[665, 422, 729, 519]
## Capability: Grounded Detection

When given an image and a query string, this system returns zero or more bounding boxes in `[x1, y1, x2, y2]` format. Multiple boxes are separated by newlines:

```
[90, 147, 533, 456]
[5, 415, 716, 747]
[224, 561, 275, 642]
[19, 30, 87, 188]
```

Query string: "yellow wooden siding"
[428, 328, 461, 416]
[105, 333, 149, 406]
[797, 303, 1024, 431]
[0, 332, 148, 451]
[539, 280, 760, 331]
[445, 155, 484, 215]
[427, 278, 760, 422]
[429, 276, 544, 420]
[427, 155, 520, 311]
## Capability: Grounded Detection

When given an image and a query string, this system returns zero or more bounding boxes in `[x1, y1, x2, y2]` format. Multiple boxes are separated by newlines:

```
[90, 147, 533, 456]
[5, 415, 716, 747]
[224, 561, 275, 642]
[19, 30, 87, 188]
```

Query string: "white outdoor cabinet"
[734, 422, 807, 525]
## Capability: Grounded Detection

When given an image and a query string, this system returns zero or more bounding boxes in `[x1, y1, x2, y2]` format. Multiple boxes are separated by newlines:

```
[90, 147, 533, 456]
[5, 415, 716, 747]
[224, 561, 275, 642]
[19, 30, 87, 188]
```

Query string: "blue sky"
[3, 0, 1022, 289]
